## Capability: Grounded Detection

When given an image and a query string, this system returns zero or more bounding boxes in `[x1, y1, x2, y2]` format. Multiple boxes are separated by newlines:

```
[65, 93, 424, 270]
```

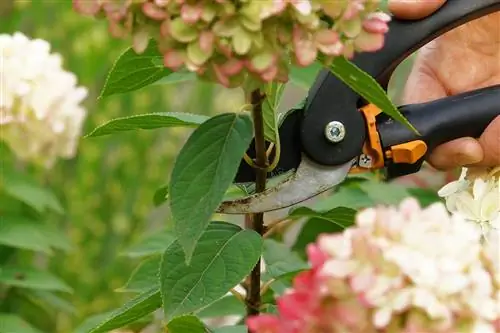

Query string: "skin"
[388, 0, 500, 170]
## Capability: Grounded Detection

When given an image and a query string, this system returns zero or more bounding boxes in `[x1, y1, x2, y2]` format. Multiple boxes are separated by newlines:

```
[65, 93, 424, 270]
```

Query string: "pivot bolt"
[324, 121, 346, 143]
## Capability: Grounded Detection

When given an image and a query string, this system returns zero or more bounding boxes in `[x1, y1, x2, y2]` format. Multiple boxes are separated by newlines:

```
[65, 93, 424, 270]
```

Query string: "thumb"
[388, 0, 447, 20]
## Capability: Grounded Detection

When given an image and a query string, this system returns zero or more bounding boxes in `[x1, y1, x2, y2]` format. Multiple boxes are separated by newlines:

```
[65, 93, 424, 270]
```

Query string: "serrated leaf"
[122, 229, 176, 258]
[166, 315, 206, 333]
[86, 112, 208, 138]
[100, 40, 194, 98]
[0, 313, 43, 333]
[170, 113, 254, 262]
[262, 82, 285, 144]
[289, 62, 323, 89]
[1, 168, 63, 214]
[288, 206, 356, 229]
[88, 287, 161, 333]
[160, 222, 262, 320]
[197, 295, 245, 318]
[118, 256, 160, 293]
[328, 56, 418, 134]
[0, 217, 71, 253]
[262, 239, 307, 279]
[0, 267, 72, 293]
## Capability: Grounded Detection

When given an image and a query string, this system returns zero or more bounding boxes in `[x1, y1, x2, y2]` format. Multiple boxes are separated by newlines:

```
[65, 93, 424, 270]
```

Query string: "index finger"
[389, 0, 447, 20]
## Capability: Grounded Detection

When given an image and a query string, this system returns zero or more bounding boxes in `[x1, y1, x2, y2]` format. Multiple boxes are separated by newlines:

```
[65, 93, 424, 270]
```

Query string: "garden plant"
[1, 1, 500, 333]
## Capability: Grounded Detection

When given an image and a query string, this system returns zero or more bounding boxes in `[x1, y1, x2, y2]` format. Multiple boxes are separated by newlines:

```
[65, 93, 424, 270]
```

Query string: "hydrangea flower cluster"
[72, 0, 390, 87]
[0, 32, 88, 168]
[438, 167, 500, 238]
[247, 198, 500, 333]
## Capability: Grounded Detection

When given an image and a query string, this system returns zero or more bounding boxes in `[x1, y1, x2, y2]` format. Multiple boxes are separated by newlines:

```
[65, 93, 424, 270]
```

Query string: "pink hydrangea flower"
[247, 198, 500, 333]
[72, 0, 390, 87]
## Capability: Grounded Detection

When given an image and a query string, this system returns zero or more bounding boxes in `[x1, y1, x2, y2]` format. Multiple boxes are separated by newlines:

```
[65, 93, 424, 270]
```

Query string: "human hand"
[389, 0, 500, 169]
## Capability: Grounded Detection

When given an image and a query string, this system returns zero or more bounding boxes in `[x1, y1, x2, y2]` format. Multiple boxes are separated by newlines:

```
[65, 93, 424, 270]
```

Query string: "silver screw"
[324, 121, 346, 143]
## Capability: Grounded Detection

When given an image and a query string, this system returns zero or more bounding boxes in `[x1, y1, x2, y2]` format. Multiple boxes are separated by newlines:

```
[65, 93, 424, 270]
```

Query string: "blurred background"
[0, 1, 457, 332]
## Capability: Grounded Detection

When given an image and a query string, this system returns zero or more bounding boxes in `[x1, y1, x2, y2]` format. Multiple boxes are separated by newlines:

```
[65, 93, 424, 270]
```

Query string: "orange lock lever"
[349, 104, 428, 175]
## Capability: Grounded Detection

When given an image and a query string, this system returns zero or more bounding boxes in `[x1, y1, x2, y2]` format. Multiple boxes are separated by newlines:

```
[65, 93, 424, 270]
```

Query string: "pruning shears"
[218, 0, 500, 214]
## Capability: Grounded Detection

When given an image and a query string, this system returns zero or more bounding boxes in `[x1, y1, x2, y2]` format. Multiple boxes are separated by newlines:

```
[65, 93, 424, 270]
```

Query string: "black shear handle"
[378, 84, 500, 179]
[301, 0, 500, 167]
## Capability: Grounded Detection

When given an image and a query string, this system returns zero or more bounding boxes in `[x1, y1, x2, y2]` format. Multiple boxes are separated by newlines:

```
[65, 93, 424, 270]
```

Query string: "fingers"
[427, 117, 500, 169]
[389, 0, 447, 20]
[427, 138, 484, 170]
[477, 115, 500, 166]
[425, 116, 500, 170]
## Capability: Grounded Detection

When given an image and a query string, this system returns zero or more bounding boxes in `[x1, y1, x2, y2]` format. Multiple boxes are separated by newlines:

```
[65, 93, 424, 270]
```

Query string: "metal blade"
[217, 155, 355, 214]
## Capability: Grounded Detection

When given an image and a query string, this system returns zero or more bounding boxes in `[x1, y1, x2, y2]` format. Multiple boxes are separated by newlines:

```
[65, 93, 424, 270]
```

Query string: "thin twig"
[245, 88, 268, 319]
[263, 218, 293, 238]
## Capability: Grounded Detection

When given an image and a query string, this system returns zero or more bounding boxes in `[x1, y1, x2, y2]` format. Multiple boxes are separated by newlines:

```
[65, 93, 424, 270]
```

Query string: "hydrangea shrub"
[49, 1, 500, 333]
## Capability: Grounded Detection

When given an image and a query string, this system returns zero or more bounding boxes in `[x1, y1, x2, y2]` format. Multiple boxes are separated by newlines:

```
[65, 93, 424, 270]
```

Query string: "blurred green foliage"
[1, 1, 244, 331]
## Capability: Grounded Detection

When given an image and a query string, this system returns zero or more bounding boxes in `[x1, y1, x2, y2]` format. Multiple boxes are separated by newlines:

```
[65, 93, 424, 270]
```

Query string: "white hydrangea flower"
[438, 167, 500, 238]
[0, 32, 88, 168]
[248, 198, 500, 333]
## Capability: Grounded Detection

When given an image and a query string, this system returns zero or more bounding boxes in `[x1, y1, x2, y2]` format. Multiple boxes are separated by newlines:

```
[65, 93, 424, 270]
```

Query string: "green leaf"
[357, 181, 410, 205]
[0, 313, 43, 333]
[212, 326, 247, 333]
[88, 287, 161, 333]
[74, 313, 114, 333]
[170, 113, 254, 262]
[293, 218, 347, 255]
[0, 217, 71, 253]
[0, 267, 72, 293]
[314, 186, 373, 211]
[160, 222, 262, 320]
[154, 184, 249, 208]
[1, 168, 63, 214]
[407, 187, 442, 207]
[196, 295, 245, 319]
[100, 40, 180, 98]
[153, 71, 197, 85]
[118, 256, 160, 293]
[29, 290, 78, 315]
[262, 82, 285, 143]
[289, 62, 323, 89]
[262, 239, 308, 279]
[262, 304, 278, 314]
[166, 315, 206, 333]
[122, 229, 176, 258]
[328, 56, 418, 134]
[153, 184, 169, 207]
[85, 112, 208, 138]
[288, 206, 356, 229]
